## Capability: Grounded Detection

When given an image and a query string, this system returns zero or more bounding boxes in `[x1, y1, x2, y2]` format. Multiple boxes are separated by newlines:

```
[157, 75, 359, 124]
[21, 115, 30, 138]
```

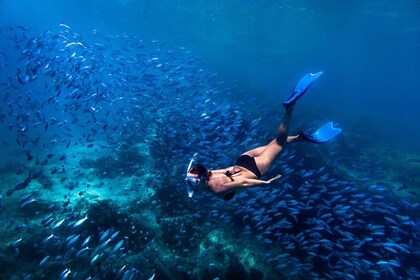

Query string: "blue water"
[3, 0, 420, 152]
[0, 1, 419, 279]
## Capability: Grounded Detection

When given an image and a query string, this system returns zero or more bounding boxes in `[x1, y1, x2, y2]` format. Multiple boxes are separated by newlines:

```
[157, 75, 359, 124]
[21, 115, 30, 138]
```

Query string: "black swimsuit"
[221, 155, 262, 201]
[235, 154, 262, 178]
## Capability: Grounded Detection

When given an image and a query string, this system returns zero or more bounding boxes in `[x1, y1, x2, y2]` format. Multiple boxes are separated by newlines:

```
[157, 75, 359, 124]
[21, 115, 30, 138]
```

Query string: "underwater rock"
[225, 260, 248, 280]
[248, 268, 264, 280]
[79, 148, 147, 178]
[196, 229, 268, 280]
[0, 195, 4, 214]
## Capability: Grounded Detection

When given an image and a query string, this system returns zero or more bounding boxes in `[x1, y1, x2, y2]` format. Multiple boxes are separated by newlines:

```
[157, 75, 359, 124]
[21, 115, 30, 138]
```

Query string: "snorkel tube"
[184, 153, 198, 198]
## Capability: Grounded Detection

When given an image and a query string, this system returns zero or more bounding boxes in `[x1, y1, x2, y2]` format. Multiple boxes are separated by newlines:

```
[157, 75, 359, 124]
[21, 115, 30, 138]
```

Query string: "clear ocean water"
[0, 1, 419, 279]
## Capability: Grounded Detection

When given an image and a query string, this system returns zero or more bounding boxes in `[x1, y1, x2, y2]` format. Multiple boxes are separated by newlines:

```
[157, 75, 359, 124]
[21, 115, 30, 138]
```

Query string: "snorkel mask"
[183, 153, 201, 198]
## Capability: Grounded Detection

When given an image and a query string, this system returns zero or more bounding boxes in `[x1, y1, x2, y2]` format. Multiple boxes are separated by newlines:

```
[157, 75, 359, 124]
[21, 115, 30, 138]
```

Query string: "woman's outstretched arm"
[221, 174, 281, 189]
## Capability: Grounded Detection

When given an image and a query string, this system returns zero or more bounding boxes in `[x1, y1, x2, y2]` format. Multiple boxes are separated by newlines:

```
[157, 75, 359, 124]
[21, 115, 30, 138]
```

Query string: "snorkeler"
[184, 72, 342, 200]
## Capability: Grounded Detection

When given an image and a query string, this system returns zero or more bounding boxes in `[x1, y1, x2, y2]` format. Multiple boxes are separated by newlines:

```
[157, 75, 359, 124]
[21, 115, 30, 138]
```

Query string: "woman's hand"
[266, 174, 282, 184]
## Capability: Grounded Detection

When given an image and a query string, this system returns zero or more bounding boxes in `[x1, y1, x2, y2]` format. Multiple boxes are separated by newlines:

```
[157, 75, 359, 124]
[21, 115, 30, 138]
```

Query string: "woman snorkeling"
[184, 72, 342, 200]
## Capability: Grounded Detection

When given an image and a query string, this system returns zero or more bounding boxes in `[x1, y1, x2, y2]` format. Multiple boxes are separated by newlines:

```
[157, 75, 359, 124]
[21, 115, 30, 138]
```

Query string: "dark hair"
[189, 164, 211, 179]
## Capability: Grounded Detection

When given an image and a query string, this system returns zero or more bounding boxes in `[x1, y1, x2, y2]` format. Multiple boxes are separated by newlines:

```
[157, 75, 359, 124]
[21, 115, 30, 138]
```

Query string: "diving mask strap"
[185, 153, 198, 198]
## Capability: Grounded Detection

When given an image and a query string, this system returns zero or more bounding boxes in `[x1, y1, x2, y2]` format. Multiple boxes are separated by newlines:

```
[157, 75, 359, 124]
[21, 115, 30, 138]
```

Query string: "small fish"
[8, 173, 33, 196]
[90, 253, 103, 266]
[38, 255, 50, 267]
[16, 68, 29, 85]
[66, 220, 76, 229]
[116, 265, 127, 278]
[112, 240, 124, 253]
[110, 230, 119, 240]
[76, 246, 91, 257]
[20, 192, 34, 203]
[67, 234, 80, 247]
[14, 182, 29, 191]
[99, 228, 111, 242]
[41, 213, 54, 225]
[52, 218, 66, 230]
[59, 23, 72, 29]
[25, 151, 33, 160]
[59, 268, 71, 280]
[43, 217, 55, 227]
[81, 235, 92, 247]
[16, 166, 25, 175]
[73, 215, 88, 229]
[94, 238, 111, 254]
[21, 198, 36, 208]
[12, 238, 23, 247]
[32, 170, 43, 179]
[6, 188, 15, 197]
[63, 199, 71, 208]
[41, 234, 54, 245]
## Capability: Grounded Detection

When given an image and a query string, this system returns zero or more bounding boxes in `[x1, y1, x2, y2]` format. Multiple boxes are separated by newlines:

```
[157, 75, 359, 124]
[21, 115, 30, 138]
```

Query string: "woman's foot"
[286, 135, 300, 143]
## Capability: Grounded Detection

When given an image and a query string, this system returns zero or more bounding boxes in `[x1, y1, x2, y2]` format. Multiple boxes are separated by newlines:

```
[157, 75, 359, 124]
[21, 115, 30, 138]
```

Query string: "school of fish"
[0, 24, 419, 279]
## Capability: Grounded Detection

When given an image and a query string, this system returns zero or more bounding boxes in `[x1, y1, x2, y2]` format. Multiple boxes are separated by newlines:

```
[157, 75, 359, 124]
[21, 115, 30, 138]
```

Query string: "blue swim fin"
[298, 122, 342, 143]
[283, 71, 324, 108]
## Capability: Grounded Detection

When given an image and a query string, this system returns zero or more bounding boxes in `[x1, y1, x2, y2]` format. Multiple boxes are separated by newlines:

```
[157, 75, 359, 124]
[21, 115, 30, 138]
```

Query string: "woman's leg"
[244, 135, 298, 158]
[286, 135, 299, 143]
[250, 71, 323, 175]
[252, 106, 296, 175]
[276, 106, 294, 146]
[243, 145, 268, 157]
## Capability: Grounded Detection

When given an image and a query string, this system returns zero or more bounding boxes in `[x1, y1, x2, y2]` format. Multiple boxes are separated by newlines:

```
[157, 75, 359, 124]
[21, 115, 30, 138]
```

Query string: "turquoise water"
[0, 1, 419, 279]
[2, 0, 419, 151]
